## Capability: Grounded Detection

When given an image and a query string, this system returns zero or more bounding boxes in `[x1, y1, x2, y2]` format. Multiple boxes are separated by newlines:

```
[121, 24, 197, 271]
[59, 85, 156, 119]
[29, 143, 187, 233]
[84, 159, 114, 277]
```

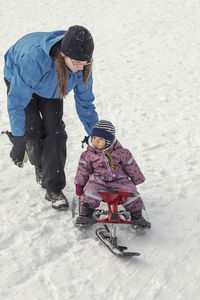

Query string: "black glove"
[81, 136, 90, 148]
[5, 131, 28, 168]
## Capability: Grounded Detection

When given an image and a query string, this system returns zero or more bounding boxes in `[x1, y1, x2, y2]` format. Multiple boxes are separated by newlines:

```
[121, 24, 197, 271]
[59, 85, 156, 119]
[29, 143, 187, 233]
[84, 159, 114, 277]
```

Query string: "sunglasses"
[70, 57, 93, 67]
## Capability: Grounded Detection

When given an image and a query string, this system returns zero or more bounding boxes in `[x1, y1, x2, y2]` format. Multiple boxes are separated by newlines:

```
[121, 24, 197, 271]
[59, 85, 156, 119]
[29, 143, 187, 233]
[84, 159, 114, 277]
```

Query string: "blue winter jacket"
[4, 30, 98, 136]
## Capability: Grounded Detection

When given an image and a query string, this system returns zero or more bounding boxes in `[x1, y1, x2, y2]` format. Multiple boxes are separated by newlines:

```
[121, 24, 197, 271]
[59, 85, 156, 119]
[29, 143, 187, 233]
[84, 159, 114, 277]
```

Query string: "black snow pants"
[4, 78, 67, 193]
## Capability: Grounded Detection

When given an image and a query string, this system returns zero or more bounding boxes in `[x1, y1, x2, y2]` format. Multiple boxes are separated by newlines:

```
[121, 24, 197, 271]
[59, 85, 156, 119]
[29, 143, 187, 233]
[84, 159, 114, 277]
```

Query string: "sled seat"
[97, 189, 135, 224]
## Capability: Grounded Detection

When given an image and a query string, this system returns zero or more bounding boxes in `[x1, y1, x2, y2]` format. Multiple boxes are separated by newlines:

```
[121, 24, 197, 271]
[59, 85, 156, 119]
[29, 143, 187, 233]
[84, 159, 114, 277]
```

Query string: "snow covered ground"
[0, 0, 200, 299]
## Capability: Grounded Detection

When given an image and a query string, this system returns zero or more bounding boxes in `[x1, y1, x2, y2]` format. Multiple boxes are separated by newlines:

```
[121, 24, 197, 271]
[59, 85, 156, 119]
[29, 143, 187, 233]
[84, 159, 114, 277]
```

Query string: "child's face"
[92, 136, 106, 150]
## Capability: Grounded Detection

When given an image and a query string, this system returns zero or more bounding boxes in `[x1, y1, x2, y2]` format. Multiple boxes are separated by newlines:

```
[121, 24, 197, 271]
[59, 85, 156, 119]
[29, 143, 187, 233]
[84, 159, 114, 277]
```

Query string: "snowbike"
[72, 189, 150, 257]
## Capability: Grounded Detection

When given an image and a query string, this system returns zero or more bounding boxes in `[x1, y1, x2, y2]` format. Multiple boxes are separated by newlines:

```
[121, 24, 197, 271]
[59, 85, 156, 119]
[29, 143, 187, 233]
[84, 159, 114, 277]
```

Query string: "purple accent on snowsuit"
[75, 140, 145, 212]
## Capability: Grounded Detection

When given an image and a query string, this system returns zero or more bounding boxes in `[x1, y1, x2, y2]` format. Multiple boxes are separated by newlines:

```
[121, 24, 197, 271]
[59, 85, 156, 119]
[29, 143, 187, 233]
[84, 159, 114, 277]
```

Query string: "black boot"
[76, 204, 95, 224]
[45, 190, 69, 210]
[35, 166, 43, 185]
[131, 210, 151, 228]
[80, 204, 94, 218]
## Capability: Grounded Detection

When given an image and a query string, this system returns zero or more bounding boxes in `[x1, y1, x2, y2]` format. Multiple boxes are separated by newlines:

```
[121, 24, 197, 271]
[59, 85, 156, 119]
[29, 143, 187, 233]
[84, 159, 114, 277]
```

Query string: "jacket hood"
[40, 30, 67, 56]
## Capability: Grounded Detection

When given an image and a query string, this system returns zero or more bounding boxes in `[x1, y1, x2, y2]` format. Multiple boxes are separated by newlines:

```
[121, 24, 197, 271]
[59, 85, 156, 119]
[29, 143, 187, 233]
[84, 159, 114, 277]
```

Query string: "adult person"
[3, 25, 98, 210]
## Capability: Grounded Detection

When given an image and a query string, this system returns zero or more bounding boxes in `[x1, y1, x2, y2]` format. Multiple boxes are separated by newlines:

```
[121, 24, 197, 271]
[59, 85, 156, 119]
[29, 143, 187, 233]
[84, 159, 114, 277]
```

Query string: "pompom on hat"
[91, 120, 115, 147]
[60, 25, 94, 61]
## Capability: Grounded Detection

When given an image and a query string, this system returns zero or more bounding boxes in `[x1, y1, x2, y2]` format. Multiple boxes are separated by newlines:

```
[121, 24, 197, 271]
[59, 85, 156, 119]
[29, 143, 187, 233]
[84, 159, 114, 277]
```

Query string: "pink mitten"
[76, 184, 84, 196]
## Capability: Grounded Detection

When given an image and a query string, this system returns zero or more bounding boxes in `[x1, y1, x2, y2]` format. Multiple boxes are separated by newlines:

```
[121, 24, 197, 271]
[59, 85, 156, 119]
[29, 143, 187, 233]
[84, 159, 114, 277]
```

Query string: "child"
[74, 120, 151, 228]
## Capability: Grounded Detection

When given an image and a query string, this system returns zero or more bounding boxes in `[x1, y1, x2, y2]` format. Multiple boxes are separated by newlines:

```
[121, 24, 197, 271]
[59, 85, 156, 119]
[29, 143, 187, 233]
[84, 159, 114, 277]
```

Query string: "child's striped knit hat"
[91, 120, 115, 147]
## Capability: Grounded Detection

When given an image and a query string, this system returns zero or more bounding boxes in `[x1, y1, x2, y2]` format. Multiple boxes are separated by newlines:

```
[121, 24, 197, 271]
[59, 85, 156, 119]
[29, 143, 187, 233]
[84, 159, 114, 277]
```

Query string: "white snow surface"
[0, 0, 200, 299]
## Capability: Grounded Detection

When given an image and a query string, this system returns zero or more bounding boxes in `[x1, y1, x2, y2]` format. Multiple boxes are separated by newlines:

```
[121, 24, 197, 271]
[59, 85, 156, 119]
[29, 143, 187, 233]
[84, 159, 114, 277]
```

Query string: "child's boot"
[80, 203, 94, 218]
[76, 203, 96, 225]
[131, 210, 151, 228]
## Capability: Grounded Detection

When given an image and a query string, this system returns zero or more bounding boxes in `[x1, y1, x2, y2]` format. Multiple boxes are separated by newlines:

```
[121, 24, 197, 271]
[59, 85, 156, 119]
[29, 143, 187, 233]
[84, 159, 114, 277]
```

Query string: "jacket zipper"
[103, 152, 113, 181]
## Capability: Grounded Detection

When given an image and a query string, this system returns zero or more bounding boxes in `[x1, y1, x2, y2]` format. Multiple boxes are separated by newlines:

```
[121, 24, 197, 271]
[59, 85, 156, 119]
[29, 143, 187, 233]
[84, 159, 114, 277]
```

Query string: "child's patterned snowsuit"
[75, 140, 145, 212]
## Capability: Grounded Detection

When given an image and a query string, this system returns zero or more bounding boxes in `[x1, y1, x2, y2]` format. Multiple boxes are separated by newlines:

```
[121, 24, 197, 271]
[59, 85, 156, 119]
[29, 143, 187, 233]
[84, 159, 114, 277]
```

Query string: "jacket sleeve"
[73, 72, 98, 135]
[120, 149, 145, 185]
[74, 151, 93, 186]
[7, 56, 43, 136]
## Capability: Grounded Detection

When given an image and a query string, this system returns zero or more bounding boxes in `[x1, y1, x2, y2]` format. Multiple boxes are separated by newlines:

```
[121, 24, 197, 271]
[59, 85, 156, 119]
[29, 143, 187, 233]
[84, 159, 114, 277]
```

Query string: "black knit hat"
[60, 25, 94, 61]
